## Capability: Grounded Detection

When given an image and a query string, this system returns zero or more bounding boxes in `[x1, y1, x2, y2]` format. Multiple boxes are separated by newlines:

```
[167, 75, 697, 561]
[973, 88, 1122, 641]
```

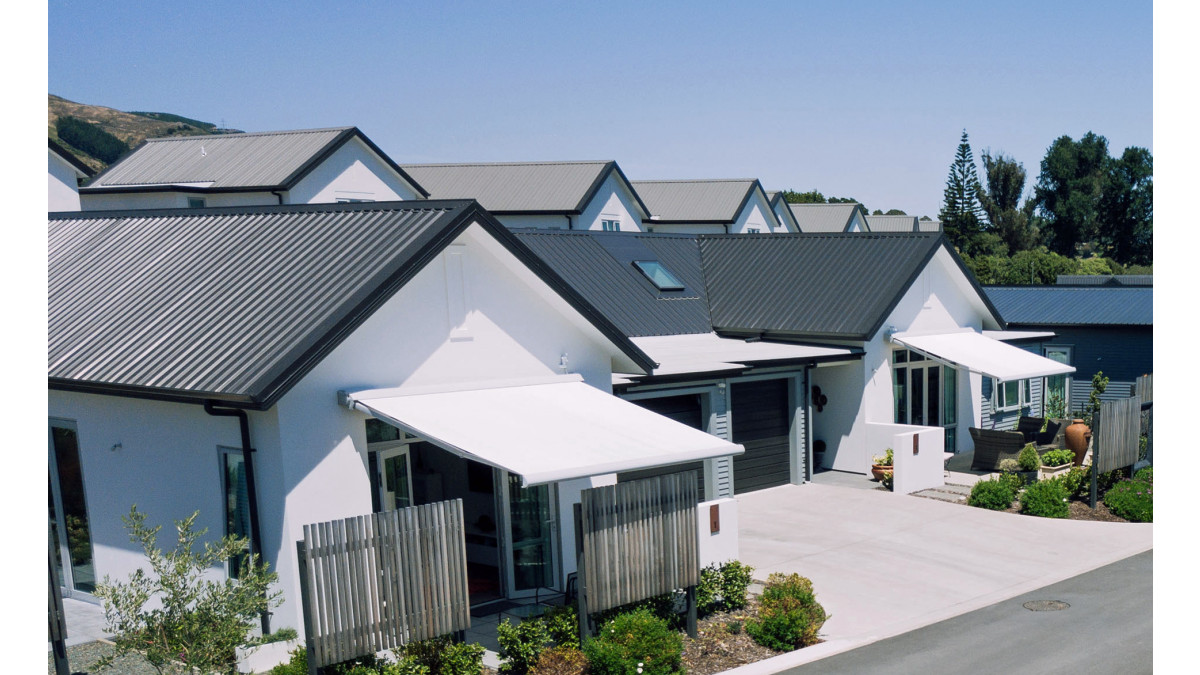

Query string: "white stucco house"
[48, 200, 741, 635]
[788, 202, 869, 233]
[631, 179, 783, 235]
[400, 160, 652, 232]
[49, 138, 93, 211]
[78, 127, 429, 211]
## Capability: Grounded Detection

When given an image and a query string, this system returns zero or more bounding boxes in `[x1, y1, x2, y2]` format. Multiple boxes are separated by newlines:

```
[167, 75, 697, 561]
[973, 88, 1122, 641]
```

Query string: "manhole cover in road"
[1023, 600, 1070, 611]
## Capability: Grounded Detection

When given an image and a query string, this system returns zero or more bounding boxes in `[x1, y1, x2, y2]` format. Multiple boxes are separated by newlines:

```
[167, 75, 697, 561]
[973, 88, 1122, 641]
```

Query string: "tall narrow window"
[221, 448, 251, 578]
[49, 420, 95, 594]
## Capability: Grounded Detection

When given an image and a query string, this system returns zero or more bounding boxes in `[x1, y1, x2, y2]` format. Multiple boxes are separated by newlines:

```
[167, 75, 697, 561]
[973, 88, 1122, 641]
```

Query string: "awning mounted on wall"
[891, 331, 1075, 381]
[340, 374, 743, 487]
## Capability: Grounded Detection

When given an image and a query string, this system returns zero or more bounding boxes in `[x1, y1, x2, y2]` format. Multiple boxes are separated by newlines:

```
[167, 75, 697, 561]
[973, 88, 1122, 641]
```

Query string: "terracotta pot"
[871, 464, 892, 481]
[1065, 419, 1092, 466]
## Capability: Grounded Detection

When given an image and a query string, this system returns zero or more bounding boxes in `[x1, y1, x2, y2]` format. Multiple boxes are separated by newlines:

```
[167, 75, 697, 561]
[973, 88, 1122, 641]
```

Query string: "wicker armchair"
[968, 427, 1027, 471]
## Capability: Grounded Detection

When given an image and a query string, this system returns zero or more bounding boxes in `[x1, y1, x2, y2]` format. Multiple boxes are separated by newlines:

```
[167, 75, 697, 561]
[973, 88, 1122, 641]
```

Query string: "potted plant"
[1016, 443, 1040, 485]
[871, 448, 893, 481]
[1039, 448, 1075, 480]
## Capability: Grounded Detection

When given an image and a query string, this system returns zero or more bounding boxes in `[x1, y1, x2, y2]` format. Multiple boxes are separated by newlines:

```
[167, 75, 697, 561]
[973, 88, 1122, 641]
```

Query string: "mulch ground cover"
[680, 594, 787, 675]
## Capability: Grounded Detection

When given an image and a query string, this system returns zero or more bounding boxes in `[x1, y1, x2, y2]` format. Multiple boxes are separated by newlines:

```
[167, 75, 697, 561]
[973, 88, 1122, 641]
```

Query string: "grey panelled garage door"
[618, 394, 705, 501]
[731, 379, 791, 493]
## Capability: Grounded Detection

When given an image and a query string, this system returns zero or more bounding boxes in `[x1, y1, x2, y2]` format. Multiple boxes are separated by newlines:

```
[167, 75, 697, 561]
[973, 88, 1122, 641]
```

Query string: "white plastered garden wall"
[815, 248, 992, 473]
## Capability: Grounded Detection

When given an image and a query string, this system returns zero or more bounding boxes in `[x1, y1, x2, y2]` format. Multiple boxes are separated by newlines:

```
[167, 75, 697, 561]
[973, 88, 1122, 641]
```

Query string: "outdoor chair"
[968, 427, 1027, 471]
[1017, 416, 1064, 448]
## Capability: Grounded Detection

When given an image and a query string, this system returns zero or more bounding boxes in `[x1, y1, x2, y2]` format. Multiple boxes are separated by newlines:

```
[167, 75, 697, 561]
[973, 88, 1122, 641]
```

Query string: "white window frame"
[993, 378, 1032, 412]
[600, 216, 621, 232]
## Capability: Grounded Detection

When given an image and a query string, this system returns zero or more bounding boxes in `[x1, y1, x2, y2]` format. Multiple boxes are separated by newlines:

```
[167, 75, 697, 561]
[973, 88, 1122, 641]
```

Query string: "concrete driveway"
[730, 483, 1153, 672]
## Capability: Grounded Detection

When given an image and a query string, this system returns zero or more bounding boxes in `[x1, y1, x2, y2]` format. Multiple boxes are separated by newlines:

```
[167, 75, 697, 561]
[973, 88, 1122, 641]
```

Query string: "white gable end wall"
[268, 221, 624, 629]
[821, 248, 992, 471]
[730, 192, 774, 234]
[578, 172, 646, 232]
[287, 136, 421, 204]
[771, 201, 798, 233]
[49, 151, 83, 211]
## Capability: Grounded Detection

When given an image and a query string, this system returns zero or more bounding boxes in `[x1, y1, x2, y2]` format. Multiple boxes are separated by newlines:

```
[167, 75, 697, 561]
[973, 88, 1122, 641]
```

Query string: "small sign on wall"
[913, 434, 920, 455]
[709, 504, 720, 534]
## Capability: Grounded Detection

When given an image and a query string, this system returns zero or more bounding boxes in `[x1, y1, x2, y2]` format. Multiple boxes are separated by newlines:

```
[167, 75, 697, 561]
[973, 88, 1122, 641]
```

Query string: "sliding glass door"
[49, 419, 96, 596]
[502, 473, 557, 596]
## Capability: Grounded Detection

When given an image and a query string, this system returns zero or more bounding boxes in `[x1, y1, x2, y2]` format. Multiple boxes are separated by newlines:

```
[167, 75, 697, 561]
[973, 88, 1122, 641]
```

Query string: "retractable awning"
[340, 375, 743, 487]
[892, 331, 1075, 381]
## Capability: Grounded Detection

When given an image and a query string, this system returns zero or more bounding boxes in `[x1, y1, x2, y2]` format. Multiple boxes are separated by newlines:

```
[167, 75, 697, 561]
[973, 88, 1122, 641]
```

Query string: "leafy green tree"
[884, 209, 907, 215]
[1098, 146, 1153, 265]
[1033, 132, 1110, 256]
[55, 115, 130, 164]
[781, 189, 826, 204]
[94, 506, 281, 675]
[978, 150, 1036, 253]
[939, 130, 986, 254]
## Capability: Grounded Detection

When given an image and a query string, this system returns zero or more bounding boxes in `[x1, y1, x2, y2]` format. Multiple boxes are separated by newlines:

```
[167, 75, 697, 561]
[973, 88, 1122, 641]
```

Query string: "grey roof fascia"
[728, 180, 766, 225]
[277, 127, 430, 197]
[48, 138, 95, 177]
[595, 162, 653, 221]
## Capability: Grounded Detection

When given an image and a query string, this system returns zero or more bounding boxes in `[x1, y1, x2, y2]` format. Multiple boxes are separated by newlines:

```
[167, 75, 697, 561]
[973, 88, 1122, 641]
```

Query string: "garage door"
[731, 379, 791, 493]
[617, 394, 705, 501]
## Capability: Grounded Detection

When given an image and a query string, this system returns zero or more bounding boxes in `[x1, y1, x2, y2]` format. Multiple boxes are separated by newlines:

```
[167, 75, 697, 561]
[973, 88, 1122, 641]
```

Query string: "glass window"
[894, 349, 908, 364]
[601, 218, 621, 232]
[944, 368, 957, 425]
[632, 260, 685, 290]
[928, 366, 940, 427]
[996, 379, 1030, 411]
[893, 367, 908, 424]
[49, 421, 95, 594]
[221, 448, 251, 578]
[187, 197, 206, 208]
[366, 418, 402, 443]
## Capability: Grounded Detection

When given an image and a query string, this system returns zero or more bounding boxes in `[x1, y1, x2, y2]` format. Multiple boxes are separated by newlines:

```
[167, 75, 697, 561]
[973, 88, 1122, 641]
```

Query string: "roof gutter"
[203, 401, 271, 635]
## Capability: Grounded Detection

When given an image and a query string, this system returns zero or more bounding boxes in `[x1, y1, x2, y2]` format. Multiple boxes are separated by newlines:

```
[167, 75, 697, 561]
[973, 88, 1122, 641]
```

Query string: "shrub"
[968, 478, 1015, 510]
[498, 617, 551, 675]
[94, 506, 281, 675]
[582, 608, 683, 675]
[997, 470, 1025, 494]
[1017, 444, 1041, 471]
[746, 573, 827, 652]
[880, 469, 894, 491]
[1134, 466, 1153, 483]
[543, 604, 580, 649]
[998, 458, 1020, 473]
[1020, 479, 1069, 518]
[253, 626, 299, 645]
[270, 648, 307, 675]
[697, 560, 755, 616]
[1041, 449, 1075, 467]
[398, 636, 485, 675]
[1103, 479, 1153, 522]
[592, 591, 683, 630]
[1056, 466, 1088, 499]
[529, 647, 587, 675]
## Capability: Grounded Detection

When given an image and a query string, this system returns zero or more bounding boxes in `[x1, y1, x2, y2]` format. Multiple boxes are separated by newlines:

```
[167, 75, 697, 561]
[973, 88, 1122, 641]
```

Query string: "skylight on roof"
[633, 260, 685, 291]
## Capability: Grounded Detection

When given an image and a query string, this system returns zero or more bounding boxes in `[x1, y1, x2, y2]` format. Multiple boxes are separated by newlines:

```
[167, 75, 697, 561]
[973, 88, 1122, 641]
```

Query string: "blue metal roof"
[985, 286, 1153, 326]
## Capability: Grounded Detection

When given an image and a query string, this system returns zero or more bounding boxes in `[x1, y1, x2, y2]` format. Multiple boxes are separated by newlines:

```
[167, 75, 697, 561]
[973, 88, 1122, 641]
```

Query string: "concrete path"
[729, 482, 1153, 673]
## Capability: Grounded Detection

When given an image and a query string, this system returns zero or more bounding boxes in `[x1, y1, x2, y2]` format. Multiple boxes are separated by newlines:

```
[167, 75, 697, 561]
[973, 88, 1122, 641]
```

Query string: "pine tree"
[939, 130, 985, 253]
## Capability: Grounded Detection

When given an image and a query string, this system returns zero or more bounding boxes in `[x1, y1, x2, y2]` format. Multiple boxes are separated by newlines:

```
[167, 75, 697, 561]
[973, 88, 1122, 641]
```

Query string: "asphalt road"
[784, 550, 1152, 675]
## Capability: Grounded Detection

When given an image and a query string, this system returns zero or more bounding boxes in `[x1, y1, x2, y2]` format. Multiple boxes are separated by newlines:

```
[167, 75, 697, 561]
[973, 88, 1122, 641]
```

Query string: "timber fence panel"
[297, 499, 471, 669]
[580, 471, 699, 615]
[1096, 396, 1142, 473]
[1135, 374, 1153, 405]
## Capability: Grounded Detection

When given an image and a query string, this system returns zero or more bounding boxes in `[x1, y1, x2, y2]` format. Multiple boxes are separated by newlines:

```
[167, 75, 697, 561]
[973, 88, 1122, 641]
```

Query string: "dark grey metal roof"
[701, 233, 1002, 339]
[1055, 274, 1153, 286]
[632, 179, 761, 223]
[49, 200, 652, 408]
[82, 127, 429, 197]
[513, 231, 713, 337]
[400, 161, 649, 216]
[787, 203, 862, 233]
[985, 286, 1153, 326]
[865, 214, 920, 232]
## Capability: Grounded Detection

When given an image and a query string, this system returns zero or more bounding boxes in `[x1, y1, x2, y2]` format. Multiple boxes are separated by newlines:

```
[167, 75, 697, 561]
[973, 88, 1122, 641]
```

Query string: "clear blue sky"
[47, 0, 1151, 220]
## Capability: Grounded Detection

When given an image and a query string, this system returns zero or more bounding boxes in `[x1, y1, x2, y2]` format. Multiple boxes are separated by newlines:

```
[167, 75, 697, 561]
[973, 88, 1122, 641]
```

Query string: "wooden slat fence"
[1134, 374, 1153, 405]
[1094, 396, 1142, 473]
[579, 471, 699, 616]
[296, 499, 470, 670]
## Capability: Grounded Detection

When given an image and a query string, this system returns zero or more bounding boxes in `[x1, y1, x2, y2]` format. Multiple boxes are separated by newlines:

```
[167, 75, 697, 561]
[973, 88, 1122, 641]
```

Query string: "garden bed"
[993, 497, 1130, 522]
[679, 593, 790, 675]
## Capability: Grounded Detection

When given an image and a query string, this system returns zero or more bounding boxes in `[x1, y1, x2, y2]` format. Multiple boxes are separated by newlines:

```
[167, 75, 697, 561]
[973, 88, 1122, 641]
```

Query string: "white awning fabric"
[892, 331, 1075, 381]
[342, 375, 743, 487]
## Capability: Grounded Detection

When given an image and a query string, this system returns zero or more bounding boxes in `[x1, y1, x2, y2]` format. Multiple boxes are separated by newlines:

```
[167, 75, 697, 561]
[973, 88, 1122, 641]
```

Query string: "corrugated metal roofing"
[701, 233, 966, 338]
[985, 286, 1153, 326]
[1055, 275, 1153, 286]
[787, 203, 861, 233]
[401, 161, 613, 213]
[49, 201, 488, 406]
[513, 231, 713, 337]
[865, 214, 920, 232]
[86, 127, 356, 189]
[918, 219, 942, 232]
[632, 179, 757, 223]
